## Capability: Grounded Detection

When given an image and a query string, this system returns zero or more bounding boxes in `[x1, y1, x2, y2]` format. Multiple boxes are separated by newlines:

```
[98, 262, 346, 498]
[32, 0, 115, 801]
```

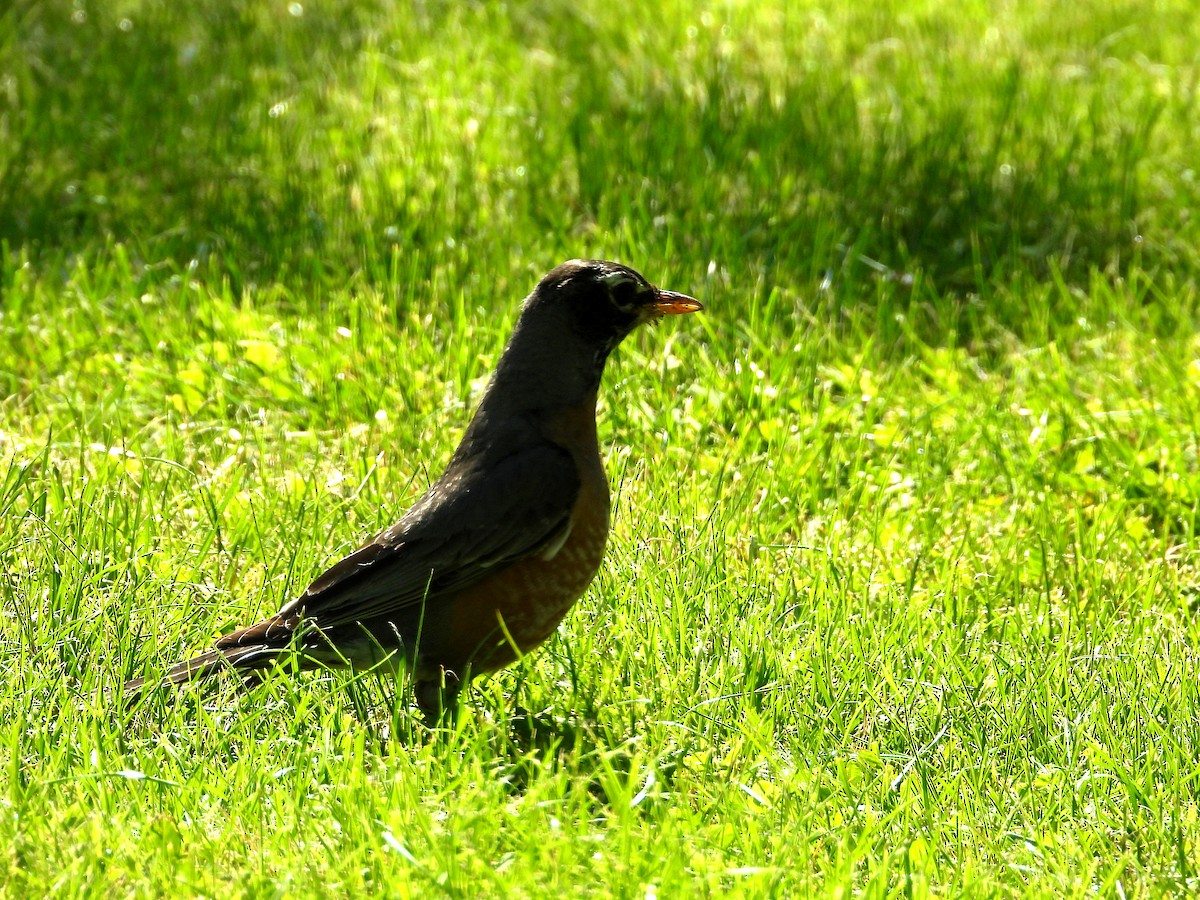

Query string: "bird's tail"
[123, 643, 282, 694]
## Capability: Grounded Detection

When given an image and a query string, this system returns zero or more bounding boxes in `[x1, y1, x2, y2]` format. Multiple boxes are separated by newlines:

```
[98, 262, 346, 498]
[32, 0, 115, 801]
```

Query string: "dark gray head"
[523, 259, 702, 358]
[470, 259, 701, 421]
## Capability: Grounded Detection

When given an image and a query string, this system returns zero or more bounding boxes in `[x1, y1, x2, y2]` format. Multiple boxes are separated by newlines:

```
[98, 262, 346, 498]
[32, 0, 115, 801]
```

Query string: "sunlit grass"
[3, 0, 1200, 896]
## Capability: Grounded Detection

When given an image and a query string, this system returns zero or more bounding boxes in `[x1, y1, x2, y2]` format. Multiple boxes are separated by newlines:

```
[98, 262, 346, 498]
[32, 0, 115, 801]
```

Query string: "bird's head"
[528, 259, 703, 353]
[475, 259, 702, 415]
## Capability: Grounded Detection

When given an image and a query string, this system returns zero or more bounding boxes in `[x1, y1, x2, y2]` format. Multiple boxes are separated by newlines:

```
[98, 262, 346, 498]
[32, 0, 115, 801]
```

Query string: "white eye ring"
[599, 271, 636, 290]
[599, 270, 641, 310]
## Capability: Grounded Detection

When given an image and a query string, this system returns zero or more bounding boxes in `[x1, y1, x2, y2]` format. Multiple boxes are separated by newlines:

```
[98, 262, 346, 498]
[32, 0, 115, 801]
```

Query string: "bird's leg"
[414, 667, 462, 727]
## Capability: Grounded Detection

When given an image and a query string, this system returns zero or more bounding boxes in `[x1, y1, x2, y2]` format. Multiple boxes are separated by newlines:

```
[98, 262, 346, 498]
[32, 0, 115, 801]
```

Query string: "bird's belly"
[437, 480, 610, 676]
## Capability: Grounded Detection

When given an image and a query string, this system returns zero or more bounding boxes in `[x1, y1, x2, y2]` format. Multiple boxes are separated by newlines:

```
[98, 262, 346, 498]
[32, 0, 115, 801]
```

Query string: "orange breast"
[443, 477, 608, 674]
[436, 396, 610, 676]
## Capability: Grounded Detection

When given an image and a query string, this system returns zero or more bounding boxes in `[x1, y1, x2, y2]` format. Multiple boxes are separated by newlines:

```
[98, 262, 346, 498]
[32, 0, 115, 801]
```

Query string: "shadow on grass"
[3, 0, 1191, 309]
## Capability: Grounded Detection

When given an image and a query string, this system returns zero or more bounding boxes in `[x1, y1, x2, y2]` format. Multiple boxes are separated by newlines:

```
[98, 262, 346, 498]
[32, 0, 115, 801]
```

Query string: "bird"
[125, 259, 702, 716]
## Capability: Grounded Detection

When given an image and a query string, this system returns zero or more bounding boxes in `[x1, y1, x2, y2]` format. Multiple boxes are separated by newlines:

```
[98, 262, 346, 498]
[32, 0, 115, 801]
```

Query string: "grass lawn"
[3, 0, 1200, 895]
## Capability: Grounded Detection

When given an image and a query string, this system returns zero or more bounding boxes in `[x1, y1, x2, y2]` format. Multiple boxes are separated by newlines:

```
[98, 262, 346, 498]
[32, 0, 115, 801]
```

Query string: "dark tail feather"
[124, 615, 302, 696]
[123, 643, 280, 695]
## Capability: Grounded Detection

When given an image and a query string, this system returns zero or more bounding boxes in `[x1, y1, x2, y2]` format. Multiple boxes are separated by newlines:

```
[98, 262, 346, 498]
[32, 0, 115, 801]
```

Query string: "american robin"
[126, 259, 702, 714]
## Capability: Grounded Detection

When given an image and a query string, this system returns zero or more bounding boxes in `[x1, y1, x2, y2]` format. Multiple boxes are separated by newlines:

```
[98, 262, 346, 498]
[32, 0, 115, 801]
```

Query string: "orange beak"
[651, 289, 704, 315]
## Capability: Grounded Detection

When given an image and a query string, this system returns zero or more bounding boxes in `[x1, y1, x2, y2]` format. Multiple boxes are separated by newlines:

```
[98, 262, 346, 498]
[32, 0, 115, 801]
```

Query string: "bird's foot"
[414, 668, 461, 727]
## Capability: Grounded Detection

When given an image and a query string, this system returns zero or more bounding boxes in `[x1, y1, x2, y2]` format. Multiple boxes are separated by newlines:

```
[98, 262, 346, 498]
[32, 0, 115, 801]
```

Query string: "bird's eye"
[599, 271, 641, 311]
[610, 281, 639, 311]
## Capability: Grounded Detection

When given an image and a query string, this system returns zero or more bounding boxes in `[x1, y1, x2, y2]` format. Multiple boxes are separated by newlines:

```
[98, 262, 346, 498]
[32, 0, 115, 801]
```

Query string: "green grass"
[3, 0, 1200, 896]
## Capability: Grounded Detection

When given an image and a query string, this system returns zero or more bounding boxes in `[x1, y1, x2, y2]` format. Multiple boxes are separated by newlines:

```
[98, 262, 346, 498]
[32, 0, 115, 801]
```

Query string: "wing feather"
[273, 440, 581, 630]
